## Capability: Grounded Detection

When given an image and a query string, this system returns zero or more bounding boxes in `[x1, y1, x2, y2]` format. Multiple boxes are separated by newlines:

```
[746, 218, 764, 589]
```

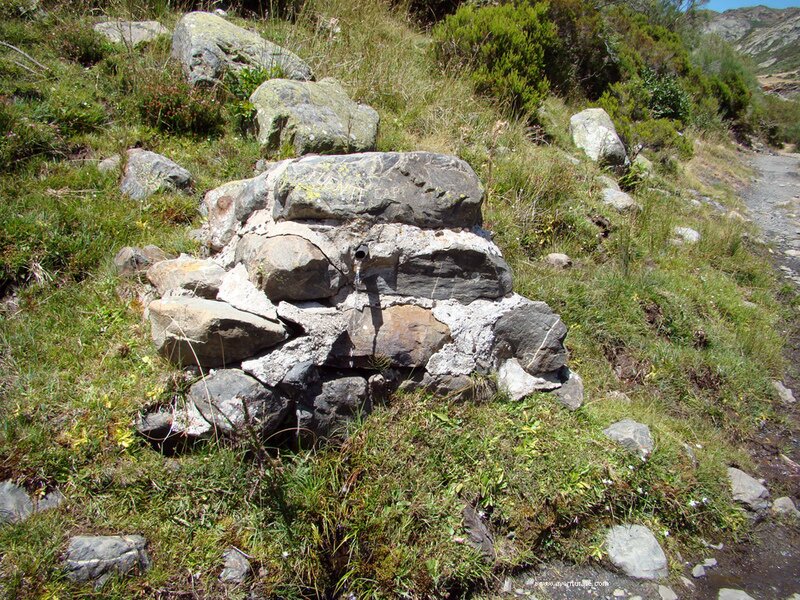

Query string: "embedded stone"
[493, 302, 568, 374]
[727, 467, 770, 511]
[147, 256, 226, 298]
[603, 419, 654, 459]
[273, 152, 484, 228]
[570, 108, 628, 167]
[0, 481, 33, 525]
[94, 20, 169, 46]
[64, 535, 150, 585]
[148, 297, 286, 367]
[187, 369, 289, 436]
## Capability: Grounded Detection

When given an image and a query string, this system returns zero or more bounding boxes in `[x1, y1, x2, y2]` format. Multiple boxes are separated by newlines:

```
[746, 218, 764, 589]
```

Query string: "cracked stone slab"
[64, 535, 151, 586]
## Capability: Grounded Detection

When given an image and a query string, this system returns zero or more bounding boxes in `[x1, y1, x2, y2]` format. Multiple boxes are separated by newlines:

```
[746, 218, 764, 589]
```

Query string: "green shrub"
[224, 65, 283, 134]
[137, 70, 224, 136]
[643, 68, 691, 122]
[0, 101, 61, 171]
[58, 26, 111, 67]
[433, 1, 556, 118]
[543, 0, 619, 99]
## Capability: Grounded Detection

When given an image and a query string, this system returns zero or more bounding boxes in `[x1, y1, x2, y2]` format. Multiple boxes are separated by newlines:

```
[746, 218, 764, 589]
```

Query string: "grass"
[0, 0, 794, 598]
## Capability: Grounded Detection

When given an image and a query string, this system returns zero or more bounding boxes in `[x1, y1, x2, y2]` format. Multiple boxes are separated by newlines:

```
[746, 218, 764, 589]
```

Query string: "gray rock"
[171, 12, 313, 86]
[148, 297, 286, 368]
[602, 188, 641, 212]
[216, 264, 278, 320]
[147, 256, 226, 298]
[120, 149, 192, 200]
[251, 77, 379, 155]
[273, 152, 484, 229]
[135, 411, 176, 443]
[493, 302, 568, 374]
[603, 419, 654, 460]
[187, 369, 289, 437]
[658, 586, 678, 600]
[235, 233, 342, 301]
[692, 564, 706, 578]
[297, 373, 369, 440]
[772, 380, 796, 404]
[727, 467, 770, 511]
[64, 535, 150, 585]
[545, 252, 572, 269]
[605, 524, 668, 580]
[397, 372, 477, 400]
[462, 504, 495, 562]
[98, 154, 121, 174]
[113, 245, 167, 276]
[633, 154, 654, 175]
[605, 390, 631, 403]
[673, 226, 701, 244]
[331, 304, 451, 369]
[94, 20, 169, 46]
[703, 558, 718, 567]
[219, 547, 251, 584]
[570, 108, 628, 168]
[553, 368, 583, 410]
[498, 358, 561, 400]
[0, 481, 33, 525]
[36, 489, 65, 513]
[771, 496, 800, 518]
[718, 590, 755, 600]
[352, 224, 513, 303]
[598, 174, 620, 191]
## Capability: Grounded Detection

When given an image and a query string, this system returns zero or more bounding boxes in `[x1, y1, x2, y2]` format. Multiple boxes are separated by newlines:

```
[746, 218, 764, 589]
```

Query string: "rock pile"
[138, 151, 574, 444]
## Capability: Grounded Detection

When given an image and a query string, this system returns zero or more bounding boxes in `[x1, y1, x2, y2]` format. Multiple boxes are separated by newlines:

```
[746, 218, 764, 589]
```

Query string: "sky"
[705, 0, 800, 11]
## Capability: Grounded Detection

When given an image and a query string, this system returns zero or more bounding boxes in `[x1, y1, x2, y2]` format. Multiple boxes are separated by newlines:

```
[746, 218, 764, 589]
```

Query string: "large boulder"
[570, 108, 628, 168]
[273, 152, 484, 228]
[201, 160, 292, 252]
[146, 256, 226, 298]
[331, 304, 451, 369]
[251, 77, 379, 155]
[148, 297, 286, 367]
[605, 524, 668, 580]
[171, 12, 313, 86]
[187, 369, 289, 437]
[64, 535, 150, 585]
[94, 20, 169, 46]
[493, 303, 568, 375]
[121, 149, 192, 201]
[235, 233, 343, 301]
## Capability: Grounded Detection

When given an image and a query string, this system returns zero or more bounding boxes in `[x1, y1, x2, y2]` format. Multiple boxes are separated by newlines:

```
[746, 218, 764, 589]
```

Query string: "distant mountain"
[703, 5, 800, 97]
[703, 5, 800, 73]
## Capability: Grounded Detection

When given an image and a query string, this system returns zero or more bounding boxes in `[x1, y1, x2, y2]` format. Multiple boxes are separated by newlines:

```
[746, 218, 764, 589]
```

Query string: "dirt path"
[744, 152, 800, 285]
[688, 151, 800, 600]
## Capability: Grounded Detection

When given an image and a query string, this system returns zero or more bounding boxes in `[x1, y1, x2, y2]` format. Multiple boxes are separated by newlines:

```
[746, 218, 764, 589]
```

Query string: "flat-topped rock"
[121, 149, 191, 200]
[94, 20, 169, 46]
[331, 304, 451, 368]
[251, 77, 379, 155]
[64, 535, 150, 585]
[273, 152, 484, 228]
[148, 297, 286, 367]
[172, 12, 313, 86]
[147, 256, 226, 298]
